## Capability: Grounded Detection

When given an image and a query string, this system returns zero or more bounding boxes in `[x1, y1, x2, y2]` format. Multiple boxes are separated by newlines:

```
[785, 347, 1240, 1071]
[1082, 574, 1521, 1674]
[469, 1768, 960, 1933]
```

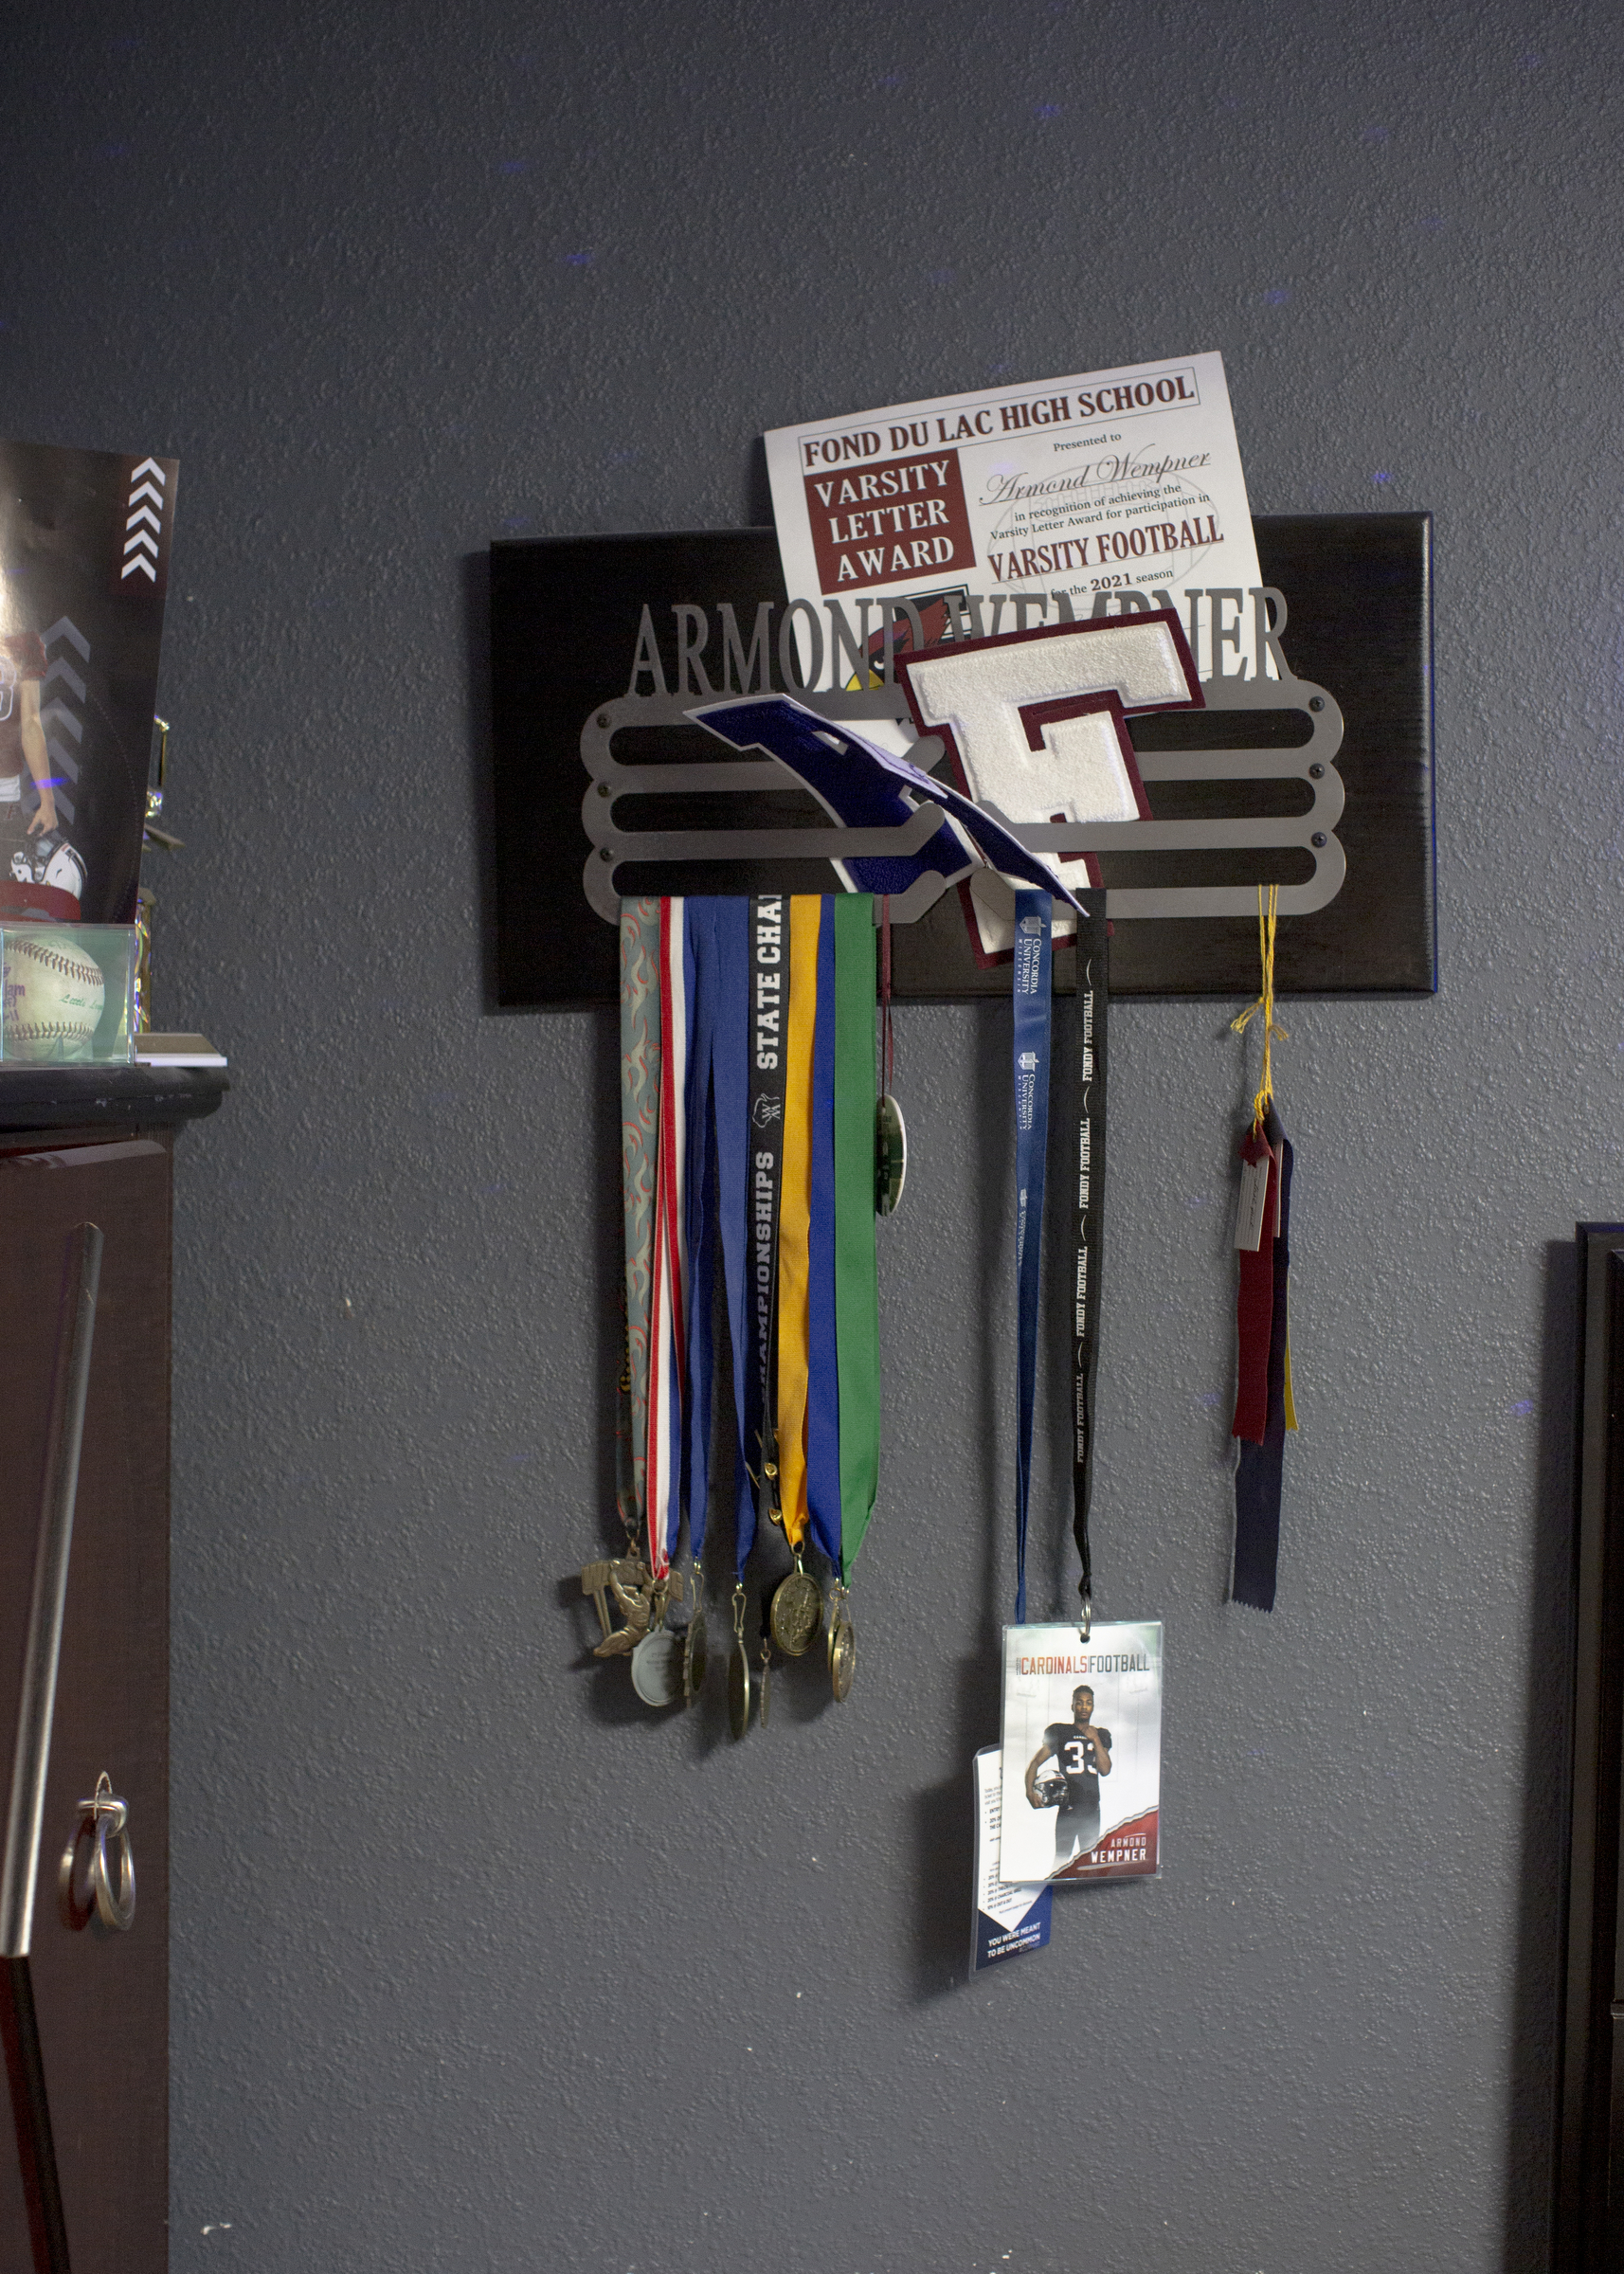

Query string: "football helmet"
[18, 829, 86, 908]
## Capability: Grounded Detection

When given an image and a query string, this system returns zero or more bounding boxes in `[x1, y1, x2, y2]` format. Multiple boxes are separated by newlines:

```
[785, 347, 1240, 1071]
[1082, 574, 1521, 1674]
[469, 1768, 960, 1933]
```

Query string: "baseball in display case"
[0, 924, 137, 1064]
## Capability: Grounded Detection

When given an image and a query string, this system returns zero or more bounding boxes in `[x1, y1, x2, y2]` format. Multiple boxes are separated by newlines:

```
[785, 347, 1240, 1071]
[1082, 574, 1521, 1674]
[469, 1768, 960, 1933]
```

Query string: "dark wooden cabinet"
[0, 1073, 224, 2273]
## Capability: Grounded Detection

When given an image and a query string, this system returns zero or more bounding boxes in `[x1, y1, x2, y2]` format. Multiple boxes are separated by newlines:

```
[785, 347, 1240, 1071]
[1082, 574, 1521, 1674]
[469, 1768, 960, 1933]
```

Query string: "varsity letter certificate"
[999, 1622, 1163, 1885]
[766, 354, 1264, 678]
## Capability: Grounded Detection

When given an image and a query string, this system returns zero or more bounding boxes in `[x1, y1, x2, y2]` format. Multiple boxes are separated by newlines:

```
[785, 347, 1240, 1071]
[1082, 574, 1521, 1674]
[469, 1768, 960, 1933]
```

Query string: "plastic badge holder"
[0, 924, 138, 1067]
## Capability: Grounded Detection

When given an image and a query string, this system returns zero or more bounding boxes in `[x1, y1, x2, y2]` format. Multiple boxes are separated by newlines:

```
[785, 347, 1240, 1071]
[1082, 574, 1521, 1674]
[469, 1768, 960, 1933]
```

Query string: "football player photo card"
[0, 441, 178, 927]
[999, 1622, 1163, 1885]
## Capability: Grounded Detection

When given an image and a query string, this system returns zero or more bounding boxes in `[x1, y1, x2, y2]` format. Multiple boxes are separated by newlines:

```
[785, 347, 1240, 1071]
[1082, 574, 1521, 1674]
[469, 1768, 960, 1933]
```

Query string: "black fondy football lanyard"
[1069, 889, 1109, 1635]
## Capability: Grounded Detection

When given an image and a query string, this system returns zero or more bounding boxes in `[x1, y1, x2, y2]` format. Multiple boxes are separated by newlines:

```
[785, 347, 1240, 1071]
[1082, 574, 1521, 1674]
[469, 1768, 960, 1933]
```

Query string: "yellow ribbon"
[1229, 883, 1288, 1134]
[776, 897, 821, 1547]
[1231, 882, 1298, 1430]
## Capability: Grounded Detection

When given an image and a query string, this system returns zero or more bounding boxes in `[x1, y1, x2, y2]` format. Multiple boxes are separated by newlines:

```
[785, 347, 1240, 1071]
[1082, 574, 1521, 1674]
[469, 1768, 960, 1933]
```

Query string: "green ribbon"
[833, 894, 880, 1580]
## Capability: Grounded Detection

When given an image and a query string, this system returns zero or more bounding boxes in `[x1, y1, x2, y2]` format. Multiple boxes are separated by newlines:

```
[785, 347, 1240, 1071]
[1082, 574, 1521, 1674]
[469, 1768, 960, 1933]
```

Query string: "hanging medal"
[598, 889, 879, 1724]
[1228, 885, 1297, 1612]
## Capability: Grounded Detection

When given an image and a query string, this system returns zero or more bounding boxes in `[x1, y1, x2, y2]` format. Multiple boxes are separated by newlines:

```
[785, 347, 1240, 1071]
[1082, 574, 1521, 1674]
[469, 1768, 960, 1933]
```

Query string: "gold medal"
[728, 1586, 751, 1739]
[829, 1613, 855, 1702]
[582, 1554, 656, 1658]
[827, 1583, 855, 1703]
[683, 1603, 709, 1705]
[875, 1092, 907, 1216]
[728, 1640, 750, 1736]
[769, 1560, 821, 1657]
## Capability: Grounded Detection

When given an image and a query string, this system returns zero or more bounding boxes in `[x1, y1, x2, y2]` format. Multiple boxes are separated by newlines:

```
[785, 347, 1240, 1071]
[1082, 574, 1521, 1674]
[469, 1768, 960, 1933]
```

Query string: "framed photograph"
[0, 442, 178, 926]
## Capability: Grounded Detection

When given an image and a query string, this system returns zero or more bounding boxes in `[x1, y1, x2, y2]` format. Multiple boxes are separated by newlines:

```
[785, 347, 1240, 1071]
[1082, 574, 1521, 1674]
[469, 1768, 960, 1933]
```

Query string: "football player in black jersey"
[1024, 1685, 1113, 1866]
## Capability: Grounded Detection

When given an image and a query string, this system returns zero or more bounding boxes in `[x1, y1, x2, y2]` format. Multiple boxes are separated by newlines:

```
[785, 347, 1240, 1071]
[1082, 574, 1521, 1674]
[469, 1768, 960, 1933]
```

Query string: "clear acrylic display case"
[0, 924, 139, 1067]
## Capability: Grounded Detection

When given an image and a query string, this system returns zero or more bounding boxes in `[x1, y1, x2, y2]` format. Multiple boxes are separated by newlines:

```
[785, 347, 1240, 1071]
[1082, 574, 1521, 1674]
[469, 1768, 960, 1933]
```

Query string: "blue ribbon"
[679, 907, 710, 1566]
[1012, 891, 1053, 1623]
[805, 901, 841, 1563]
[710, 901, 753, 1564]
[681, 900, 752, 1567]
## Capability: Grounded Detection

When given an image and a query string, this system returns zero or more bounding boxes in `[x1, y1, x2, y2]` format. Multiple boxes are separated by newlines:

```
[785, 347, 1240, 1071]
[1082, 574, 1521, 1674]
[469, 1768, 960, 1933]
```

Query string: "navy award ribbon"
[744, 894, 788, 1576]
[1012, 890, 1053, 1624]
[682, 899, 751, 1565]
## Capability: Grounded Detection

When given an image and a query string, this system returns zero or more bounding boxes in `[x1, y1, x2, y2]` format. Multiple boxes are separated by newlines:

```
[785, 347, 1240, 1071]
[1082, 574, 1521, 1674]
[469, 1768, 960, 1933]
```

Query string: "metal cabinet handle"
[0, 1221, 103, 1962]
[58, 1773, 135, 1934]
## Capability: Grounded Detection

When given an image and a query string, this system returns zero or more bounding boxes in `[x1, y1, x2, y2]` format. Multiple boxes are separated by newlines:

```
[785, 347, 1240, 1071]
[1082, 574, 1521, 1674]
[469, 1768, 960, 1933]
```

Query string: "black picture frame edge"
[1554, 1221, 1624, 2270]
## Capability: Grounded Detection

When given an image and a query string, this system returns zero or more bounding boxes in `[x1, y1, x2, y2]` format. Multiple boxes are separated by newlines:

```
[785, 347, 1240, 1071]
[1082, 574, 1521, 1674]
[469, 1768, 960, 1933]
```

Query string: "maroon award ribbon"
[1229, 888, 1296, 1610]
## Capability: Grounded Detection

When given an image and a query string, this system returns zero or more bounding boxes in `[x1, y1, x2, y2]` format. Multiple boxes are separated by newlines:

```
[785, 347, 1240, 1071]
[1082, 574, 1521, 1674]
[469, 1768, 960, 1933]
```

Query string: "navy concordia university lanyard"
[1010, 887, 1109, 1630]
[1012, 890, 1052, 1624]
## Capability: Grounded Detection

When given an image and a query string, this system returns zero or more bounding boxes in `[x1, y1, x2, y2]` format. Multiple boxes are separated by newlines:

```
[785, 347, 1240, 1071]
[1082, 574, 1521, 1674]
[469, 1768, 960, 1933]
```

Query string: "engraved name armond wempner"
[622, 590, 1290, 696]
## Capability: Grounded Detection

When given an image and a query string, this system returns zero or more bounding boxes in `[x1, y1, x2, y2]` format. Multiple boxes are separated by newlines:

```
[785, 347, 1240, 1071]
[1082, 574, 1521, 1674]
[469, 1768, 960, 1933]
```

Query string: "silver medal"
[629, 1629, 682, 1708]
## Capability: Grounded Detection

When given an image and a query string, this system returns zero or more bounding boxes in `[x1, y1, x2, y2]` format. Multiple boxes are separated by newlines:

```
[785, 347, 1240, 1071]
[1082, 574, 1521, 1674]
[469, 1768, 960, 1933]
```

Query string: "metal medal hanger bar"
[578, 612, 1345, 928]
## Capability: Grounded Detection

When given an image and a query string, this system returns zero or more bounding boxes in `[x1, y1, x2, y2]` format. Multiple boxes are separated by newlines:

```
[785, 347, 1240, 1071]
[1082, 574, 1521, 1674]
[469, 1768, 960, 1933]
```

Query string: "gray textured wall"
[6, 1, 1615, 2265]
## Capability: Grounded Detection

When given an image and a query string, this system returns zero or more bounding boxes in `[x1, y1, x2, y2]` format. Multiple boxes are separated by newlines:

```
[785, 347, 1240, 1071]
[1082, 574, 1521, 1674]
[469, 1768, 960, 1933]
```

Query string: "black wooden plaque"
[489, 515, 1435, 1006]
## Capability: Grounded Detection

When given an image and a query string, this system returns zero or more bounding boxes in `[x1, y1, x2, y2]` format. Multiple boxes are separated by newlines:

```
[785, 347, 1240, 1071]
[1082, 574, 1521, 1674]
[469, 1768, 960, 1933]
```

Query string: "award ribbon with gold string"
[827, 893, 880, 1697]
[768, 897, 826, 1673]
[1229, 885, 1298, 1612]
